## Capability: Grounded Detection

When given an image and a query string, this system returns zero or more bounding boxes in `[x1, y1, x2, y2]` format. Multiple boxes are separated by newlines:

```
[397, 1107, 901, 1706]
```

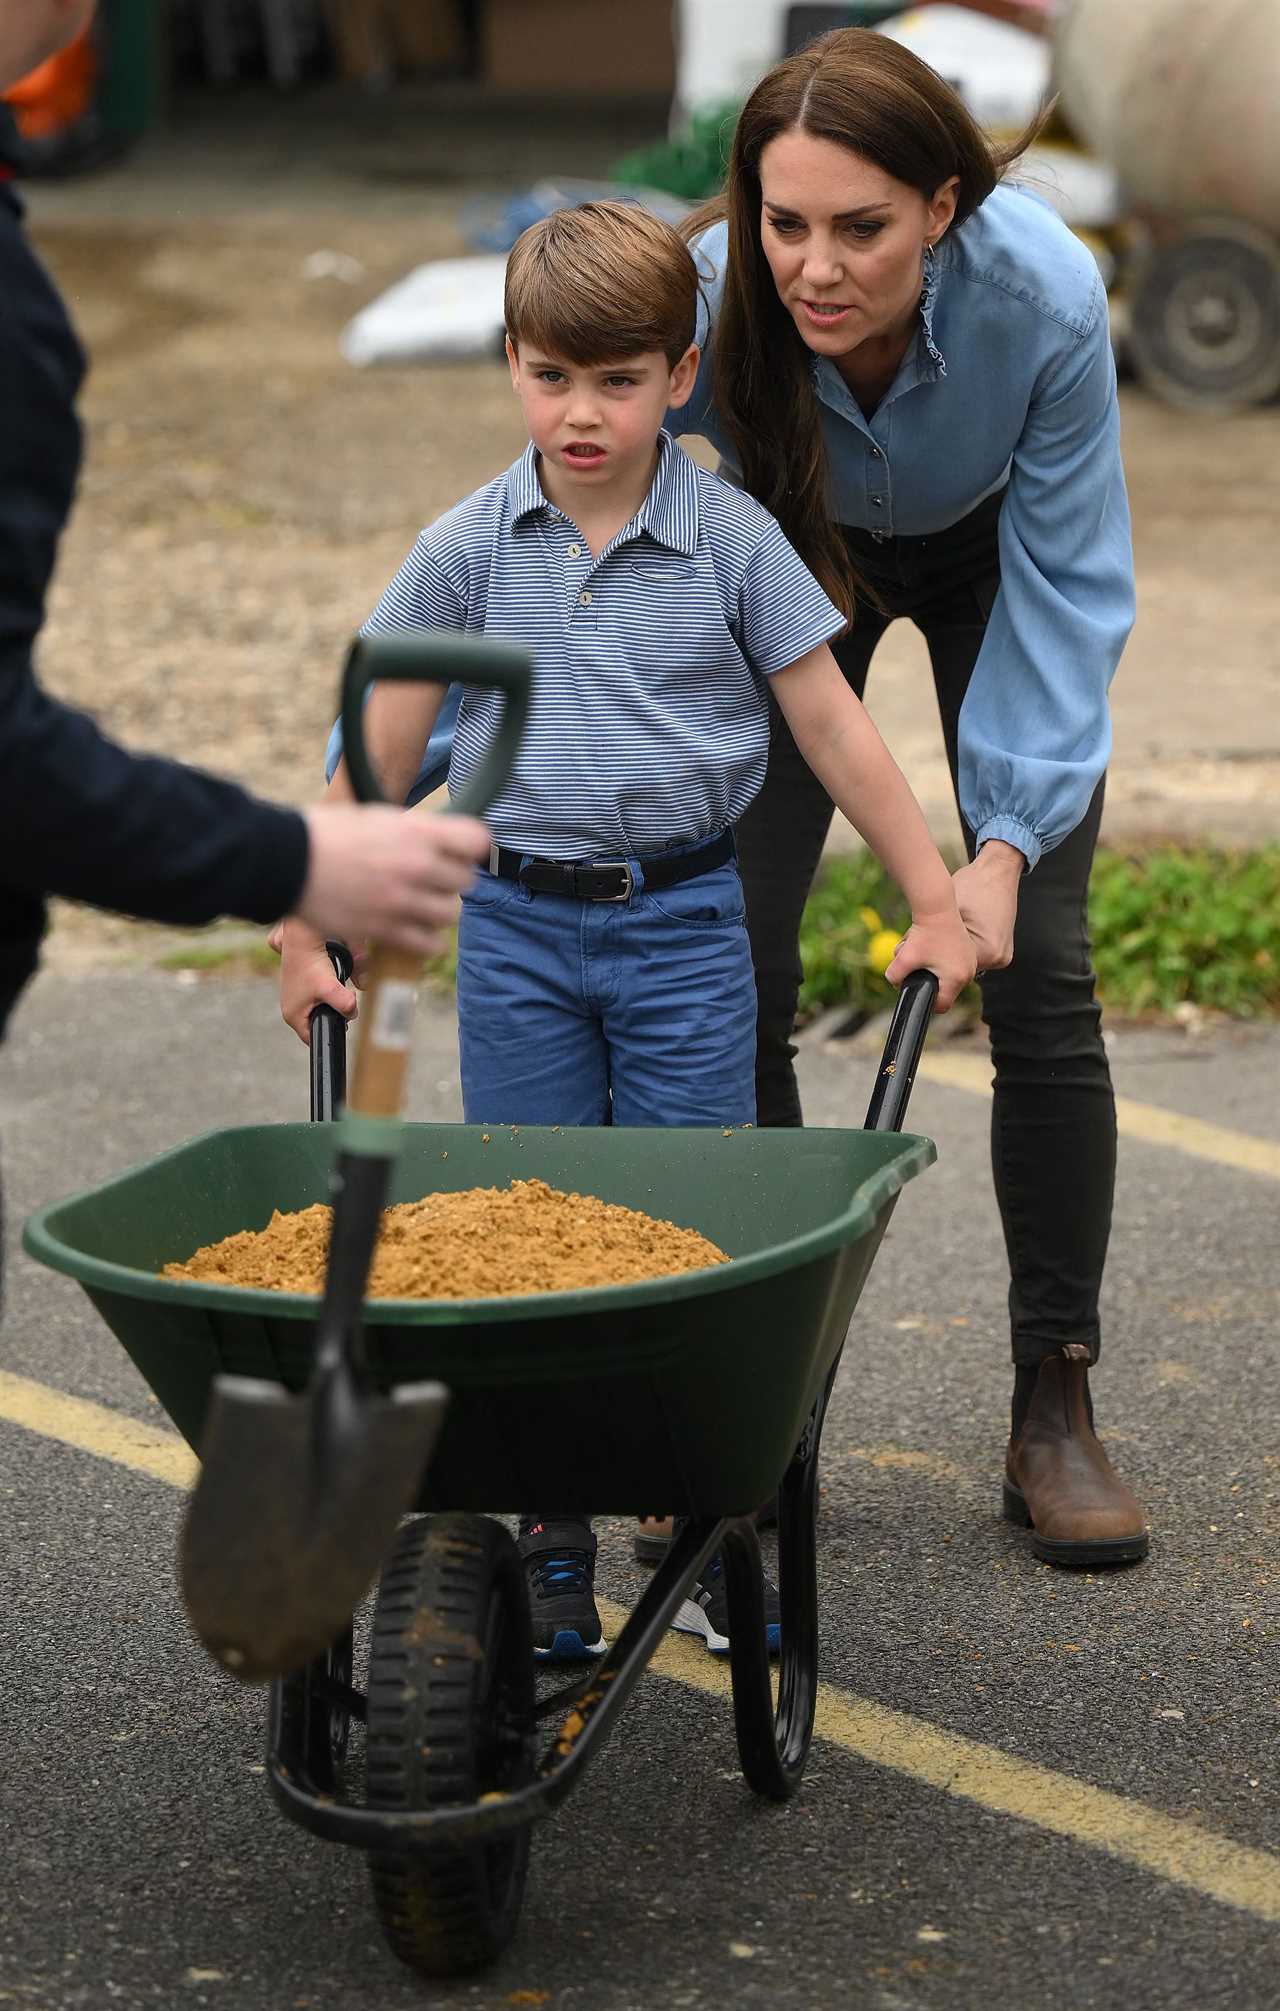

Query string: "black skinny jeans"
[734, 492, 1116, 1368]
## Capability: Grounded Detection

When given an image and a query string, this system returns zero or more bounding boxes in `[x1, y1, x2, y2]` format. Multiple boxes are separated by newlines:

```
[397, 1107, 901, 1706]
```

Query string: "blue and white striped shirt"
[357, 433, 844, 859]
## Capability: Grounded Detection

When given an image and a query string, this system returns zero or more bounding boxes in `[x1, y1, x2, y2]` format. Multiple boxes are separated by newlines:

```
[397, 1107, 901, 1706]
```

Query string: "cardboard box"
[324, 0, 465, 82]
[482, 0, 675, 96]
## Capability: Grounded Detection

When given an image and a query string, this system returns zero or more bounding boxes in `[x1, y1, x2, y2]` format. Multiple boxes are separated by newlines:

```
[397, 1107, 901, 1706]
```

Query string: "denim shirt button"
[870, 446, 883, 460]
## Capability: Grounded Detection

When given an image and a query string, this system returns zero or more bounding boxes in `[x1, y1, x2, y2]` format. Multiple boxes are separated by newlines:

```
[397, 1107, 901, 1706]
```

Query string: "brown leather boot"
[1004, 1346, 1148, 1567]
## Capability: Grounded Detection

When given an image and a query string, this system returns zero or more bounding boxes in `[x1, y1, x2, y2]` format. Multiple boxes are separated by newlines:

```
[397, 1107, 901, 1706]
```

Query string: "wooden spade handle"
[348, 944, 423, 1120]
[336, 632, 531, 1126]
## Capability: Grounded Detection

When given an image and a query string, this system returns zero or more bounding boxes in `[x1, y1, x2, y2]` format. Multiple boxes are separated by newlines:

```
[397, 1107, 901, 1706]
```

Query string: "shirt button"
[579, 590, 593, 605]
[567, 543, 581, 557]
[870, 446, 883, 460]
[871, 497, 883, 509]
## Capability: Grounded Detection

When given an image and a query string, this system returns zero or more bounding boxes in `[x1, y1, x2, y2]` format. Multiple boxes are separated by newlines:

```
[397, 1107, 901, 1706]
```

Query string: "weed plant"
[797, 845, 1280, 1022]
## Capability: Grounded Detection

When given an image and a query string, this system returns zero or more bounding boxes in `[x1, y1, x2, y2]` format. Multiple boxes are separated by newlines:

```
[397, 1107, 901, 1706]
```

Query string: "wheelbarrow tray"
[24, 1120, 933, 1517]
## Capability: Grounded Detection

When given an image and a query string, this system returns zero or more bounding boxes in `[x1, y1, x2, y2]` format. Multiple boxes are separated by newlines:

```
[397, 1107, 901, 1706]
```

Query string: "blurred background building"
[4, 1, 1277, 412]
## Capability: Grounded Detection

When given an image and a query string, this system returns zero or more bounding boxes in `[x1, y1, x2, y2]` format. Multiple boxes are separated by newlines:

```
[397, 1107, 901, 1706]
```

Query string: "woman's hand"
[951, 840, 1025, 972]
[885, 901, 977, 1011]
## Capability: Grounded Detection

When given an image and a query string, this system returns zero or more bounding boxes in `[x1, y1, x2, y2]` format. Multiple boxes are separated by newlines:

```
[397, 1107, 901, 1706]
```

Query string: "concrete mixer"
[1054, 0, 1280, 410]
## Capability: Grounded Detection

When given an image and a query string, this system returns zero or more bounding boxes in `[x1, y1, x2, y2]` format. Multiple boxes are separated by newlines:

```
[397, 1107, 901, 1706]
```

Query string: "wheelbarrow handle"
[862, 969, 938, 1133]
[309, 943, 354, 1123]
[336, 630, 533, 1128]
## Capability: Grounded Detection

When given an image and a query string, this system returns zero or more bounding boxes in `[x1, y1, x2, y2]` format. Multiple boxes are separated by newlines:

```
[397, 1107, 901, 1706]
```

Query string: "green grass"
[1087, 845, 1280, 1017]
[158, 937, 281, 978]
[797, 844, 1280, 1023]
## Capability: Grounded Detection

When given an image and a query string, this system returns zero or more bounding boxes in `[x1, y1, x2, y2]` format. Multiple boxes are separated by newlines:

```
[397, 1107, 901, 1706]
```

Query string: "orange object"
[3, 26, 97, 141]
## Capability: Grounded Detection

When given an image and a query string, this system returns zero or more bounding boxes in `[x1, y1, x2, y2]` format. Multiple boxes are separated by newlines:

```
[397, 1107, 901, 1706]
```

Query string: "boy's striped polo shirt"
[362, 432, 845, 860]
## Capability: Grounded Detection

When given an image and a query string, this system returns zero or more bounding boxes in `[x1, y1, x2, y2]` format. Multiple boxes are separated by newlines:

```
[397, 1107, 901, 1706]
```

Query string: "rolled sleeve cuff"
[973, 815, 1043, 873]
[756, 609, 847, 678]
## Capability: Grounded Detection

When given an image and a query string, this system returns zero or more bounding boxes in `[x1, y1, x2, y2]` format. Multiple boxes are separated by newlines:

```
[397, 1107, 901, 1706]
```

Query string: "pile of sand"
[161, 1177, 728, 1299]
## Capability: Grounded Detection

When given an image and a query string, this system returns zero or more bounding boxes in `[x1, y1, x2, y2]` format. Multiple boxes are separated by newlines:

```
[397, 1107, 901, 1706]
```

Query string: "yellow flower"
[867, 928, 902, 976]
[858, 906, 882, 933]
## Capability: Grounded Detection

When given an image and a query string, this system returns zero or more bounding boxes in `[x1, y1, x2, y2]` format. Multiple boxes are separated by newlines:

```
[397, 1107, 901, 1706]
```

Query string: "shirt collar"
[509, 440, 547, 525]
[918, 243, 947, 374]
[634, 432, 700, 556]
[506, 430, 700, 557]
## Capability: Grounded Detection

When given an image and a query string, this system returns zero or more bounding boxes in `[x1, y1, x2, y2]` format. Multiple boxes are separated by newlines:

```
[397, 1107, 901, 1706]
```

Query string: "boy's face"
[506, 340, 699, 501]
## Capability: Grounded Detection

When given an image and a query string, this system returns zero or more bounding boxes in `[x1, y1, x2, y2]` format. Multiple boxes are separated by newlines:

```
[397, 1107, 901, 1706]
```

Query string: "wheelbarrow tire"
[366, 1513, 535, 1977]
[277, 1621, 354, 1793]
[728, 1383, 827, 1800]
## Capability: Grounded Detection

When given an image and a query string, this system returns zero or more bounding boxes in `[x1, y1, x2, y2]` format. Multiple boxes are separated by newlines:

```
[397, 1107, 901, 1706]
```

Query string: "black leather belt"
[485, 829, 734, 903]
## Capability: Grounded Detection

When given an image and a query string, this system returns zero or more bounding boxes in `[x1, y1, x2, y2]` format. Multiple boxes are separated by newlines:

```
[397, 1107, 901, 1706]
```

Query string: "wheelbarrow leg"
[724, 1360, 833, 1800]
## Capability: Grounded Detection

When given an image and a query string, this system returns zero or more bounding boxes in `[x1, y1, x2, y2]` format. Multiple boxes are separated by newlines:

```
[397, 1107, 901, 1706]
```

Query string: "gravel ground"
[2, 970, 1278, 2010]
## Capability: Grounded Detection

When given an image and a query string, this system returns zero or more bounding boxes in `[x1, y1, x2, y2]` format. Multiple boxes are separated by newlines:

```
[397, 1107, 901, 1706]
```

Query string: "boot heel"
[1002, 1480, 1033, 1528]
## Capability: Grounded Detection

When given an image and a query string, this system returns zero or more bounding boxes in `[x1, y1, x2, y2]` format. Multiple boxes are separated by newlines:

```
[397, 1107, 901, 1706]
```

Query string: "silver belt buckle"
[593, 859, 634, 903]
[488, 842, 502, 875]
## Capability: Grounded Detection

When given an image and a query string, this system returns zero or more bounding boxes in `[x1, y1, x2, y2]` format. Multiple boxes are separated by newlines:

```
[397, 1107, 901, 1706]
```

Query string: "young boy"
[280, 202, 976, 1659]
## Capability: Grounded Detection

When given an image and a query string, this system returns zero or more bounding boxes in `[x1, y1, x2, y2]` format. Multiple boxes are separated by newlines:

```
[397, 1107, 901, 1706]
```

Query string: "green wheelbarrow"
[22, 633, 941, 1979]
[23, 982, 937, 1978]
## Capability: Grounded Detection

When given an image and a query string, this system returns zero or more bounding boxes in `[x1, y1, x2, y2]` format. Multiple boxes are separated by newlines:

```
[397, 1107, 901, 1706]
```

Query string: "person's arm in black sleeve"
[0, 185, 309, 931]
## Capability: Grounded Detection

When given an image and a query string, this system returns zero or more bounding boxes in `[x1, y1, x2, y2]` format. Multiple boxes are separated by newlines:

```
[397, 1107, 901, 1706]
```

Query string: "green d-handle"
[340, 630, 532, 814]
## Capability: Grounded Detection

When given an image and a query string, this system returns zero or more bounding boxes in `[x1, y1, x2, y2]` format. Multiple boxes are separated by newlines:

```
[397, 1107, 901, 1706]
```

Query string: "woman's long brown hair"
[683, 28, 1047, 621]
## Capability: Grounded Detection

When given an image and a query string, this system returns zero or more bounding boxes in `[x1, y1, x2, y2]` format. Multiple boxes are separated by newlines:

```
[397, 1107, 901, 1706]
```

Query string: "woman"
[662, 27, 1147, 1566]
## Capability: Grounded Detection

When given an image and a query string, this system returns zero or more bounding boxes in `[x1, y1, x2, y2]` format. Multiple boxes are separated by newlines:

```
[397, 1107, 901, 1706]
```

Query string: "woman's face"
[758, 128, 957, 361]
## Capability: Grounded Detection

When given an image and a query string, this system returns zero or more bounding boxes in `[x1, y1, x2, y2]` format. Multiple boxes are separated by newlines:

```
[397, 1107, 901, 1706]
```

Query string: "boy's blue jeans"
[456, 852, 757, 1128]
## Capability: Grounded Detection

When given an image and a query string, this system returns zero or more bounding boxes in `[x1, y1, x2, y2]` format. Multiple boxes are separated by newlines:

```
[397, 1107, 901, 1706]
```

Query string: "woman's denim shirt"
[673, 182, 1135, 869]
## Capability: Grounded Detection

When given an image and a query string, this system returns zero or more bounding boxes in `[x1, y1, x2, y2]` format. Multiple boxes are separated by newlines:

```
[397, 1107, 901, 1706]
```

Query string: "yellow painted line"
[917, 1053, 1280, 1183]
[0, 1370, 198, 1489]
[3, 1372, 1279, 1925]
[599, 1605, 1280, 1926]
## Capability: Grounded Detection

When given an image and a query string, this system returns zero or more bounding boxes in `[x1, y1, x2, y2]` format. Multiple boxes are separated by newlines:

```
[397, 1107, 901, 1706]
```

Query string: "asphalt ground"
[1, 968, 1277, 2010]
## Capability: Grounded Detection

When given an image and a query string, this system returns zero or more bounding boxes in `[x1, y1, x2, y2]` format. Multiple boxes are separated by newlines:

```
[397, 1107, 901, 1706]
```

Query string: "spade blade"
[180, 1371, 448, 1682]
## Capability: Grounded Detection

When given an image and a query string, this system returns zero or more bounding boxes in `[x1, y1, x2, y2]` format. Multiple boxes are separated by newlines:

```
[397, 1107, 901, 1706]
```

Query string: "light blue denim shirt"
[671, 182, 1135, 869]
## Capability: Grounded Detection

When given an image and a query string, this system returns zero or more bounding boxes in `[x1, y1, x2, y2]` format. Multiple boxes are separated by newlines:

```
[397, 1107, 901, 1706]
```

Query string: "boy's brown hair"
[505, 200, 698, 367]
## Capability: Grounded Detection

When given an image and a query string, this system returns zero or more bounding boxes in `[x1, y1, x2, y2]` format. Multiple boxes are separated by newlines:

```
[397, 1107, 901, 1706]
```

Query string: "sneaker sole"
[671, 1600, 781, 1657]
[532, 1630, 609, 1662]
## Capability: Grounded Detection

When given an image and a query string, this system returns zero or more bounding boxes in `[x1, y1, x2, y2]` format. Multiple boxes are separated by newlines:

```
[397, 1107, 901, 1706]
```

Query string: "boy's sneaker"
[673, 1550, 782, 1656]
[517, 1517, 607, 1661]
